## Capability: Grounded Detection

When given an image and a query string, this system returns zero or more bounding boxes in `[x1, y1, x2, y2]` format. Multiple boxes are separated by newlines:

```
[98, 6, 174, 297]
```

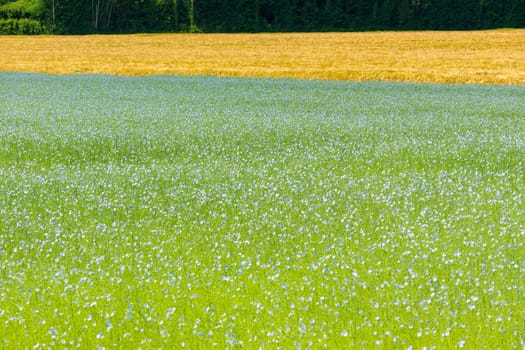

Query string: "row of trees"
[1, 0, 525, 34]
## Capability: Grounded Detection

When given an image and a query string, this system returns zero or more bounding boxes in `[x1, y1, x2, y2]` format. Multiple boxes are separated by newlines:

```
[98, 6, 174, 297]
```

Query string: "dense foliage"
[0, 0, 524, 34]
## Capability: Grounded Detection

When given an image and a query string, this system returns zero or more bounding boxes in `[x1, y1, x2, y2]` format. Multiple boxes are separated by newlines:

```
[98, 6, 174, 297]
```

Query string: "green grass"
[0, 73, 524, 349]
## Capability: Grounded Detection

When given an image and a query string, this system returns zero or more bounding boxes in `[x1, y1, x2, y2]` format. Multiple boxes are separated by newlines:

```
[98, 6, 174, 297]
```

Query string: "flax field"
[0, 73, 524, 349]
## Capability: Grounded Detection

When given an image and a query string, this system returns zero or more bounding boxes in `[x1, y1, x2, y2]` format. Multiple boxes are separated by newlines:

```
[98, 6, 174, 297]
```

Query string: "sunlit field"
[1, 30, 525, 84]
[0, 73, 524, 348]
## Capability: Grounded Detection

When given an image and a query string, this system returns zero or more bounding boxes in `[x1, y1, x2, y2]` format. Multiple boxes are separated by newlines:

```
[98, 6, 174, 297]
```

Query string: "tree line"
[1, 0, 525, 34]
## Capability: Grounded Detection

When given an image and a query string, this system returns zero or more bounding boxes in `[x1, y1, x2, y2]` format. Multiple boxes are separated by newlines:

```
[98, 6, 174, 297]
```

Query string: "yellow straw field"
[1, 30, 525, 84]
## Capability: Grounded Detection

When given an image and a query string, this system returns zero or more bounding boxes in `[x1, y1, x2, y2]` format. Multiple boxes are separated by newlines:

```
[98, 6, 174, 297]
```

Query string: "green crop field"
[0, 73, 524, 349]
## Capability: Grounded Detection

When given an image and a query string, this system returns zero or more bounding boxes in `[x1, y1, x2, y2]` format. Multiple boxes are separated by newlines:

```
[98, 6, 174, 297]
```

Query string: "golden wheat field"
[1, 30, 525, 84]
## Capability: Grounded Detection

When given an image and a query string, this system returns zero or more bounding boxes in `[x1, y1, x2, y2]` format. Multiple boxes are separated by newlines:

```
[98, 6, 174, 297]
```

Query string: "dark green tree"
[5, 0, 525, 34]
